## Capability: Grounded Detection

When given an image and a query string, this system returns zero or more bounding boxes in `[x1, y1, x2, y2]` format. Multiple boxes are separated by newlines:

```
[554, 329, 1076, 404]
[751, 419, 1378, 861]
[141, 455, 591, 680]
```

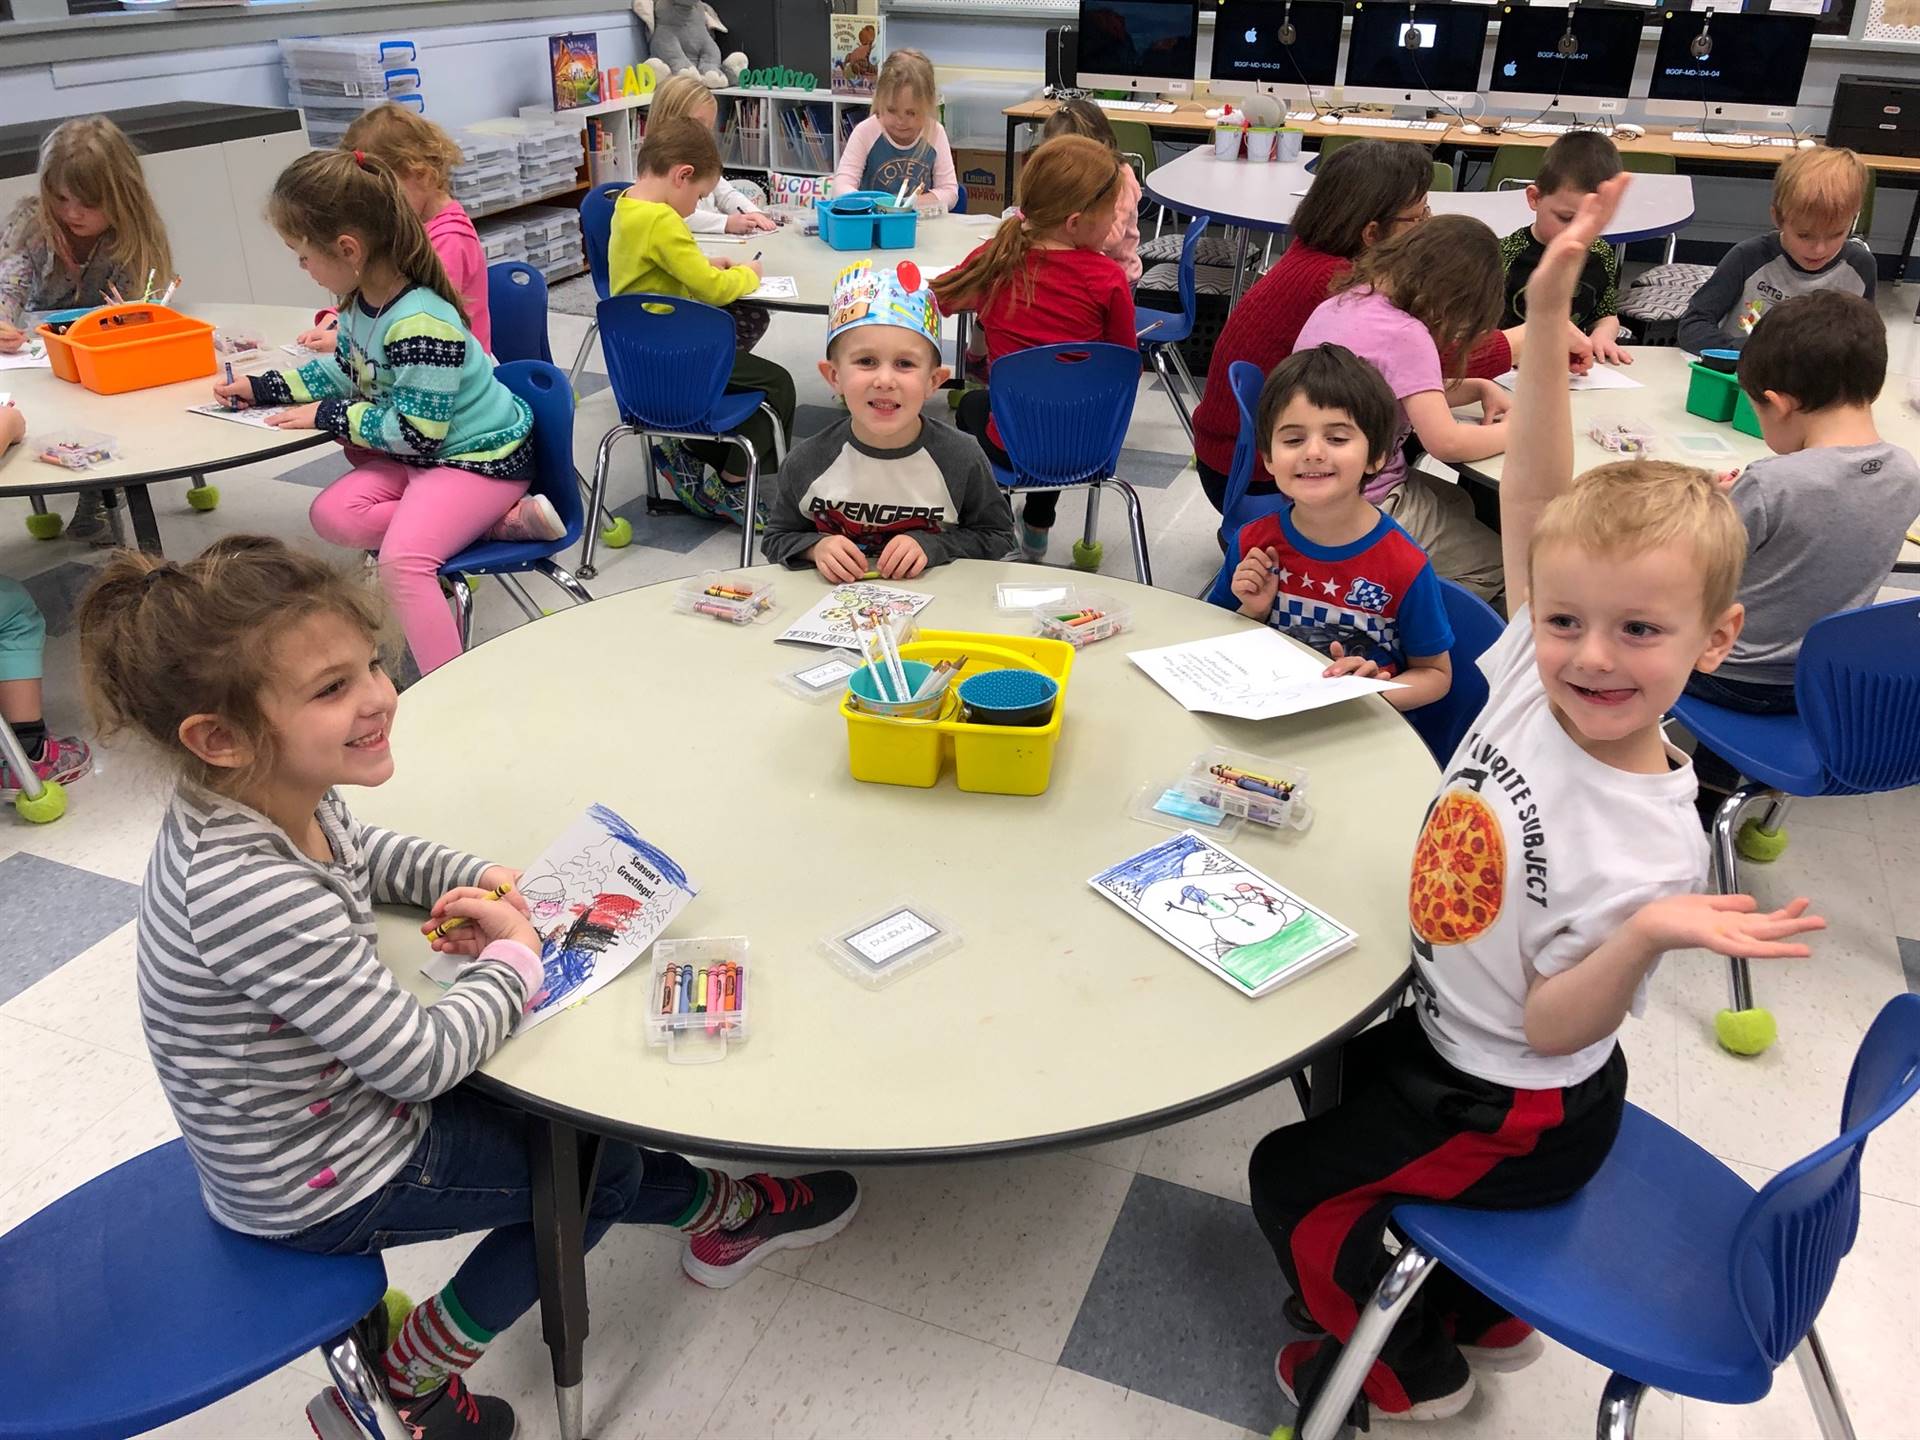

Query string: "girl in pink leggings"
[214, 149, 560, 674]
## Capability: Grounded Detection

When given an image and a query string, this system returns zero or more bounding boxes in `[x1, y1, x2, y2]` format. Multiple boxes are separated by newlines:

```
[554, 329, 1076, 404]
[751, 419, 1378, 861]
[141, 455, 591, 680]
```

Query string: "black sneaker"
[681, 1171, 860, 1289]
[309, 1376, 514, 1440]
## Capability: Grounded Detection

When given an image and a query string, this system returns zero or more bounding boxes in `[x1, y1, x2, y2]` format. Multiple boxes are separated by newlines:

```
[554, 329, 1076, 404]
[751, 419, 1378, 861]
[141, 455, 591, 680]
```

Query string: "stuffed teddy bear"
[634, 0, 747, 89]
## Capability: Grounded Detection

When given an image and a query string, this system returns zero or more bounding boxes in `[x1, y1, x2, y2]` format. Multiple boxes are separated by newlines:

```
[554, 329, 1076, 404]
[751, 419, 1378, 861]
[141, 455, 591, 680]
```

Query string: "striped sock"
[382, 1285, 495, 1400]
[672, 1168, 762, 1235]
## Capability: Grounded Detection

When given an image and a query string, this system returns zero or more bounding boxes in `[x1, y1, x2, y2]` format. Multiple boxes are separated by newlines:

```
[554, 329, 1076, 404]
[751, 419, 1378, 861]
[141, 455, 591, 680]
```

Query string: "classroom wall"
[0, 10, 645, 132]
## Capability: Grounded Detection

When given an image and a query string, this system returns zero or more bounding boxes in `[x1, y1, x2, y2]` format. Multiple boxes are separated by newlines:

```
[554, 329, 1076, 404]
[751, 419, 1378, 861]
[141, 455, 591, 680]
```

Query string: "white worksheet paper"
[746, 275, 799, 300]
[185, 402, 291, 428]
[0, 341, 51, 371]
[1493, 364, 1641, 392]
[776, 581, 933, 648]
[1129, 627, 1401, 721]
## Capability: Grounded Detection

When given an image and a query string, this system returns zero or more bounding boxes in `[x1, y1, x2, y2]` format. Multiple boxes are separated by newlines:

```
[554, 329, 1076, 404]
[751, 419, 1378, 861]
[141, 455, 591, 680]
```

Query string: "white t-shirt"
[1407, 610, 1708, 1089]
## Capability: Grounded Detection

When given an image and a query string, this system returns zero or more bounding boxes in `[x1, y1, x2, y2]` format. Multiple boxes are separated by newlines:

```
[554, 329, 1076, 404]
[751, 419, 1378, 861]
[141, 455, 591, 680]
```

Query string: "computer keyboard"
[1318, 116, 1448, 131]
[1673, 130, 1796, 148]
[1501, 123, 1573, 137]
[1101, 99, 1178, 113]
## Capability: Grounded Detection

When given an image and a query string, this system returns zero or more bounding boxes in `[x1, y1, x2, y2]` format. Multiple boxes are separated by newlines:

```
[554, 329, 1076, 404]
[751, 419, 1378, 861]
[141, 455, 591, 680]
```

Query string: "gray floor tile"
[575, 372, 610, 400]
[605, 494, 744, 555]
[0, 853, 140, 1006]
[793, 403, 845, 439]
[274, 448, 354, 490]
[1118, 446, 1196, 491]
[1059, 1173, 1304, 1435]
[1899, 936, 1920, 993]
[20, 560, 103, 638]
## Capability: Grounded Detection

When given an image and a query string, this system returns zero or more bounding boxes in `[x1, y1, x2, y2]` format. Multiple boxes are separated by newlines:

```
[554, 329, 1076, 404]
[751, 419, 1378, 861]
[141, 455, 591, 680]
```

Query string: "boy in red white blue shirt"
[1206, 344, 1455, 711]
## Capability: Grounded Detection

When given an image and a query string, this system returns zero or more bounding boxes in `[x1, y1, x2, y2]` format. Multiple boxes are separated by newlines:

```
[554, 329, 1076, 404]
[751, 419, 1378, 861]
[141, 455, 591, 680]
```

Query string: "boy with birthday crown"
[762, 259, 1016, 581]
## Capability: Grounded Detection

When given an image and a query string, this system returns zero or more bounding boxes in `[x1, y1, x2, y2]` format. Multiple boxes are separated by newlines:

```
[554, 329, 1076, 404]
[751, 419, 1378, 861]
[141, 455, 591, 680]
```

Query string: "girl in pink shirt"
[833, 50, 959, 211]
[298, 104, 493, 355]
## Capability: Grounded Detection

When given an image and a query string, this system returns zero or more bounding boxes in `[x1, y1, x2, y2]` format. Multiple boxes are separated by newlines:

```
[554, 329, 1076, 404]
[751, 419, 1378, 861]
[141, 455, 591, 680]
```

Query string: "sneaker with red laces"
[1456, 1317, 1544, 1372]
[309, 1374, 516, 1440]
[487, 494, 565, 543]
[1275, 1337, 1474, 1424]
[681, 1171, 860, 1289]
[0, 734, 90, 795]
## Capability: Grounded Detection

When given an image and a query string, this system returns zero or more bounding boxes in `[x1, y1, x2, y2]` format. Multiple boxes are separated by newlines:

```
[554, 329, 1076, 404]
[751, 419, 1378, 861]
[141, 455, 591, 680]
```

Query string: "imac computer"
[1487, 4, 1644, 118]
[1342, 2, 1492, 110]
[1646, 11, 1816, 128]
[1210, 0, 1343, 105]
[1074, 0, 1201, 99]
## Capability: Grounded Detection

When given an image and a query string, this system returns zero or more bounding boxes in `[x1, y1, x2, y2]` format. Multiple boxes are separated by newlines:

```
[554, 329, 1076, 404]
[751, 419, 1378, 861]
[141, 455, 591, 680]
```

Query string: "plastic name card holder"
[820, 901, 961, 988]
[647, 937, 749, 1064]
[674, 570, 776, 624]
[1032, 588, 1133, 648]
[1179, 745, 1313, 831]
[776, 649, 865, 703]
[993, 579, 1075, 614]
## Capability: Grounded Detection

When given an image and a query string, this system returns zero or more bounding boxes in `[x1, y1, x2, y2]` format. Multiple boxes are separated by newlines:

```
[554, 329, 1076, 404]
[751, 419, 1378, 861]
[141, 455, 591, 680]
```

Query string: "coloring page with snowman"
[1089, 830, 1355, 997]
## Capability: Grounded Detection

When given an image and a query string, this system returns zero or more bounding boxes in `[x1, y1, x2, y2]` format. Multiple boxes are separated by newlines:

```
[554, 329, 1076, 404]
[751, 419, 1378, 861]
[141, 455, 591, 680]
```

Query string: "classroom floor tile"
[8, 300, 1920, 1440]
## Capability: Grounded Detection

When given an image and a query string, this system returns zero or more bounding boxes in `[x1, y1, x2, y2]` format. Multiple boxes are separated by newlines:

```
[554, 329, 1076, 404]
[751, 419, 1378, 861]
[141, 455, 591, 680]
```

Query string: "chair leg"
[1594, 1372, 1648, 1440]
[447, 577, 474, 652]
[498, 574, 546, 624]
[1298, 1244, 1439, 1440]
[1163, 346, 1200, 447]
[641, 430, 662, 505]
[1794, 1325, 1860, 1440]
[1710, 783, 1777, 1055]
[1663, 234, 1677, 266]
[319, 1326, 411, 1439]
[567, 320, 598, 387]
[732, 434, 762, 568]
[759, 401, 788, 470]
[0, 711, 47, 805]
[535, 559, 595, 608]
[581, 424, 633, 580]
[1105, 478, 1153, 586]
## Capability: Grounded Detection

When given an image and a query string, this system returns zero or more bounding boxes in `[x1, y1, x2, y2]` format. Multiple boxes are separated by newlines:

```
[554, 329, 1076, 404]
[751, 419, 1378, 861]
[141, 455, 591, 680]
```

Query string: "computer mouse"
[1796, 137, 1816, 149]
[1461, 123, 1482, 135]
[1615, 123, 1645, 139]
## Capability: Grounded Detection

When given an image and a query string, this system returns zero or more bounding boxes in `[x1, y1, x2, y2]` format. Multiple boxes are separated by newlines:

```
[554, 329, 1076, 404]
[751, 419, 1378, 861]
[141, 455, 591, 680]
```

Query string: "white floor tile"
[1028, 1368, 1261, 1439]
[698, 1279, 1055, 1439]
[1415, 1339, 1682, 1440]
[0, 1078, 179, 1235]
[1136, 1086, 1300, 1207]
[777, 1154, 1133, 1363]
[0, 920, 146, 1060]
[1069, 1129, 1153, 1173]
[0, 1014, 150, 1201]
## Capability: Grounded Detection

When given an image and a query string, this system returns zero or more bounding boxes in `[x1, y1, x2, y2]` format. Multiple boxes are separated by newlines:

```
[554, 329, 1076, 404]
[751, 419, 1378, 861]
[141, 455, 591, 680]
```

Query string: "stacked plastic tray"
[475, 216, 530, 267]
[516, 124, 583, 201]
[518, 206, 585, 280]
[280, 35, 422, 150]
[449, 130, 521, 215]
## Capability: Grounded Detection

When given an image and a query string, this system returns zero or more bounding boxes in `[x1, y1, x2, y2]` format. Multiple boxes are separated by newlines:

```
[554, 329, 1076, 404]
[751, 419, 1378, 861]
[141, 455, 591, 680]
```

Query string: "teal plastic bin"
[816, 190, 918, 250]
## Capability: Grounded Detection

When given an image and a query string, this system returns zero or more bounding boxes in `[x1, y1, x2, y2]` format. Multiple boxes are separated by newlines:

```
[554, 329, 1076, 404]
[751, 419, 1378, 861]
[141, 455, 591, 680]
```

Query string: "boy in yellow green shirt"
[611, 117, 796, 526]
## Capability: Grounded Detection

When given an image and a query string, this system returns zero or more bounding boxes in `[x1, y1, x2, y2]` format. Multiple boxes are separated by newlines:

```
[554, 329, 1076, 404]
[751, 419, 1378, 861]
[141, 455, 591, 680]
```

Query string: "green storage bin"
[1731, 387, 1763, 439]
[1686, 362, 1738, 423]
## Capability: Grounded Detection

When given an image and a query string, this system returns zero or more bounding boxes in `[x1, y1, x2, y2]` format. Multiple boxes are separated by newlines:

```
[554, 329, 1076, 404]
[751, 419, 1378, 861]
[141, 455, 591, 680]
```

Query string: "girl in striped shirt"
[78, 537, 858, 1440]
[212, 150, 552, 677]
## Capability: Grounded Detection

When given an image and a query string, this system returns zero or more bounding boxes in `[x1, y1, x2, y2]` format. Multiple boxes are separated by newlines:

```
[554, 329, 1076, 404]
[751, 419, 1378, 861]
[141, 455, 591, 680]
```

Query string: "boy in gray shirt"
[1687, 290, 1920, 721]
[1678, 146, 1875, 356]
[763, 259, 1015, 579]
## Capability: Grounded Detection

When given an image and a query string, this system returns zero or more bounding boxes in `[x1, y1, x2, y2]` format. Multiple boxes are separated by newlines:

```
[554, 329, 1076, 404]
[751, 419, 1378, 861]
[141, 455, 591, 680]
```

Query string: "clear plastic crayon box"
[646, 936, 750, 1064]
[1170, 745, 1313, 831]
[1031, 588, 1133, 648]
[673, 570, 775, 625]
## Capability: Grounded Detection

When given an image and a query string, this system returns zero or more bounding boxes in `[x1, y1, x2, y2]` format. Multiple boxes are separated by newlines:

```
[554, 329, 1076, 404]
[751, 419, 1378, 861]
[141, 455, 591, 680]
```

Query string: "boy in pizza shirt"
[1206, 343, 1454, 712]
[1246, 177, 1826, 1427]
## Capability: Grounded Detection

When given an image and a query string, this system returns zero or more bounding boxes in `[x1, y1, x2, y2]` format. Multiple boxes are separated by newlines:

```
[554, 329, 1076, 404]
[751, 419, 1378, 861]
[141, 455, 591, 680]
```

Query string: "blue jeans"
[278, 1088, 698, 1335]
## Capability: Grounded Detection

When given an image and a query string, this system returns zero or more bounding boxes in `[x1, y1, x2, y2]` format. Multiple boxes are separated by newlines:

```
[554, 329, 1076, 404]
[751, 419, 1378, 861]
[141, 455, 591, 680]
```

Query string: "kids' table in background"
[356, 558, 1440, 1440]
[1458, 346, 1920, 571]
[0, 303, 328, 554]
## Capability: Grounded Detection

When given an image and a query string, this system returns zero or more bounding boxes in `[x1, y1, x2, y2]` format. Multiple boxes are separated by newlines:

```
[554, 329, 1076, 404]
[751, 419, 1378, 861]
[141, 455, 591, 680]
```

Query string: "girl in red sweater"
[1193, 142, 1526, 512]
[933, 135, 1137, 563]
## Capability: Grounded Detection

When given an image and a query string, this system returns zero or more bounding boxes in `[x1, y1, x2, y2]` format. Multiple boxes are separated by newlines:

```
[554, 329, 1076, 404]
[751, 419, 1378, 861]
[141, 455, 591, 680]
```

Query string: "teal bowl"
[958, 668, 1058, 727]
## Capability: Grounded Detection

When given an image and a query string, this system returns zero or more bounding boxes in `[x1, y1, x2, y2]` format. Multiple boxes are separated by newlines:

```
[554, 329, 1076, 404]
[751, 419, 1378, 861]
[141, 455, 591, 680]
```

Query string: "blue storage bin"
[816, 190, 918, 251]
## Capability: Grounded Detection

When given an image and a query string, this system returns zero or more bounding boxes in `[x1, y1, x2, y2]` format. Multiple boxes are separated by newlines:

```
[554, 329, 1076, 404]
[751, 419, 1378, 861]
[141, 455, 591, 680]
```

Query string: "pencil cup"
[958, 669, 1058, 728]
[1214, 126, 1243, 160]
[1276, 127, 1304, 163]
[847, 661, 947, 719]
[1246, 127, 1279, 163]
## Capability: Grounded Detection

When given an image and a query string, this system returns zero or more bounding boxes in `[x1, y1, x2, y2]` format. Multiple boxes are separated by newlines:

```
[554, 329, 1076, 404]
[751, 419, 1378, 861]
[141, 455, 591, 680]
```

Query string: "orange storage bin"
[37, 304, 216, 395]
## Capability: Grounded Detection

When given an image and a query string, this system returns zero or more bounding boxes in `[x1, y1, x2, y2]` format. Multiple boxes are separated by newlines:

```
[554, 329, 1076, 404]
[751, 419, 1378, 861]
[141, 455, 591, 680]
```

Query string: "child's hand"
[1477, 380, 1512, 426]
[875, 533, 929, 580]
[1715, 467, 1742, 490]
[477, 864, 523, 895]
[1566, 324, 1595, 376]
[1322, 641, 1382, 680]
[422, 884, 538, 957]
[0, 402, 25, 451]
[296, 326, 339, 353]
[741, 258, 764, 279]
[1526, 174, 1630, 314]
[728, 211, 777, 234]
[1230, 544, 1281, 619]
[809, 534, 867, 584]
[1630, 893, 1824, 960]
[711, 255, 734, 270]
[1591, 332, 1632, 366]
[266, 402, 322, 430]
[0, 322, 23, 354]
[212, 376, 254, 409]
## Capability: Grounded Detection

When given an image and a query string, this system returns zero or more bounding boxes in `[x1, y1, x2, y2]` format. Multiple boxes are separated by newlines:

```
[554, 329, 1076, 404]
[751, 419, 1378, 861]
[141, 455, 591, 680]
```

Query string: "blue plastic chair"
[1136, 213, 1210, 447]
[1293, 992, 1920, 1440]
[567, 180, 629, 384]
[1671, 596, 1920, 1056]
[0, 1138, 406, 1439]
[587, 293, 787, 573]
[1403, 580, 1504, 766]
[987, 342, 1150, 583]
[440, 359, 595, 647]
[488, 260, 553, 365]
[1217, 359, 1288, 549]
[950, 183, 968, 215]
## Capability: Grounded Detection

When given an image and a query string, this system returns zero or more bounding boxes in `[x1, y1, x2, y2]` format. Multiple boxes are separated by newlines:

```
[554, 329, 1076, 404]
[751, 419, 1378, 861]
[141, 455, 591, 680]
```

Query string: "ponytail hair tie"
[141, 564, 178, 595]
[353, 149, 370, 169]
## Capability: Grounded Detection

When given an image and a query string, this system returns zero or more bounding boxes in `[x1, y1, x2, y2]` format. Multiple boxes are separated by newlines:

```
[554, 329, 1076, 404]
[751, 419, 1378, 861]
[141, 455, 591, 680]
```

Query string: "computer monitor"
[1210, 0, 1343, 104]
[1646, 11, 1815, 127]
[1487, 4, 1644, 118]
[1074, 0, 1201, 98]
[1342, 2, 1492, 110]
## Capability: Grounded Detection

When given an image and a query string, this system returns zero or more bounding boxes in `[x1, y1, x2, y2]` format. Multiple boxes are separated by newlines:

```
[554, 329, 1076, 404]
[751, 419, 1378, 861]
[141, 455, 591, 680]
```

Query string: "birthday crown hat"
[826, 259, 940, 352]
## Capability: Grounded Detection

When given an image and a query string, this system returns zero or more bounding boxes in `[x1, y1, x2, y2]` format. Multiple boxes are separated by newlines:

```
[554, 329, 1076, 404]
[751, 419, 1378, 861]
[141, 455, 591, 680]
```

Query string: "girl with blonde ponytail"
[932, 134, 1138, 559]
[210, 149, 556, 676]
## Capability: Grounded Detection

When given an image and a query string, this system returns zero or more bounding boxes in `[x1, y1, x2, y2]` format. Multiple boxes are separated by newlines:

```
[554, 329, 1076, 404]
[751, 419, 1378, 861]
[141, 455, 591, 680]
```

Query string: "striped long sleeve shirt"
[137, 784, 541, 1237]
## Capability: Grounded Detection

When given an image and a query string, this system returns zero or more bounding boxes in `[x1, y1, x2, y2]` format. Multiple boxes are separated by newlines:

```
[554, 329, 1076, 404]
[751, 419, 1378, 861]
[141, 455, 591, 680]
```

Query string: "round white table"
[695, 210, 1001, 314]
[1461, 347, 1920, 573]
[352, 558, 1439, 1438]
[0, 303, 328, 552]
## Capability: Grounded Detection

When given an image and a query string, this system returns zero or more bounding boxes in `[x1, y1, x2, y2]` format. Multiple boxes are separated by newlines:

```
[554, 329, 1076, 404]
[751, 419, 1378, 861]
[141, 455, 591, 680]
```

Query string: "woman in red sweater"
[1191, 142, 1517, 512]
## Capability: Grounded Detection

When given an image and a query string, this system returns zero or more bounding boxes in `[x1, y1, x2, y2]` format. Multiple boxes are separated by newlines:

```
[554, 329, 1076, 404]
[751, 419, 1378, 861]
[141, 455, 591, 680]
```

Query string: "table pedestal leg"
[122, 485, 162, 554]
[1230, 228, 1250, 306]
[529, 1118, 599, 1440]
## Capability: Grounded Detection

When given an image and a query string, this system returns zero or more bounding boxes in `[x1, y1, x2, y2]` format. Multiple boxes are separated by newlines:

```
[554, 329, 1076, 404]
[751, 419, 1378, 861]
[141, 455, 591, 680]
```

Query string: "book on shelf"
[549, 32, 602, 111]
[830, 14, 883, 98]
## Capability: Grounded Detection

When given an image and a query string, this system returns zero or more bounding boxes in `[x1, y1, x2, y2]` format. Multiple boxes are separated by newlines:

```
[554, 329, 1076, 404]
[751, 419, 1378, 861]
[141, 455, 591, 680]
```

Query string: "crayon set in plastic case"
[1131, 744, 1313, 836]
[647, 936, 750, 1064]
[674, 570, 776, 625]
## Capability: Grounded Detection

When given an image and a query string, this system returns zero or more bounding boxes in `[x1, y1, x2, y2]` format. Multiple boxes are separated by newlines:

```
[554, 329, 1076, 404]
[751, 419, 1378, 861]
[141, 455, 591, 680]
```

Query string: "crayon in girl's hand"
[223, 361, 239, 411]
[425, 881, 515, 941]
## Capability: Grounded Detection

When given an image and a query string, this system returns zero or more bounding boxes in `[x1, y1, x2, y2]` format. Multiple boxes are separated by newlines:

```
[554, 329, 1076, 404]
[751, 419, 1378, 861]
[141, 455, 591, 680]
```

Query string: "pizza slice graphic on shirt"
[1408, 790, 1506, 946]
